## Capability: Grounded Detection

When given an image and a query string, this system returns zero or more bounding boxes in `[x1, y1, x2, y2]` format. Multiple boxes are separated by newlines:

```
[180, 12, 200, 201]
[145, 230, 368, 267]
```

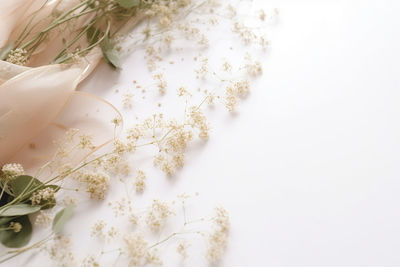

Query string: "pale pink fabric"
[0, 0, 117, 170]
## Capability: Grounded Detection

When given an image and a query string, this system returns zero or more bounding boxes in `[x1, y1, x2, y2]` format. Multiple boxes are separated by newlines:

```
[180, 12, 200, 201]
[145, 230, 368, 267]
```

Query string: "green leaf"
[0, 217, 14, 225]
[0, 43, 14, 60]
[9, 175, 43, 198]
[101, 36, 121, 69]
[116, 0, 140, 9]
[8, 176, 59, 205]
[0, 215, 32, 248]
[52, 204, 75, 234]
[0, 204, 40, 216]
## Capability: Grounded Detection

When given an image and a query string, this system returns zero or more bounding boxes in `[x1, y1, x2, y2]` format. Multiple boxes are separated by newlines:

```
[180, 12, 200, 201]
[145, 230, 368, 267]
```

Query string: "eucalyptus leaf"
[0, 204, 40, 216]
[0, 215, 32, 248]
[116, 0, 140, 9]
[101, 36, 121, 69]
[9, 175, 43, 198]
[0, 217, 14, 225]
[52, 204, 75, 234]
[0, 43, 14, 60]
[8, 176, 59, 203]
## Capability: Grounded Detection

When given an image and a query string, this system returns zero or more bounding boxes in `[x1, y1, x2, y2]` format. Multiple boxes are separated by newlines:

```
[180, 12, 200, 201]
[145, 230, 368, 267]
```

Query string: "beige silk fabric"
[0, 0, 119, 170]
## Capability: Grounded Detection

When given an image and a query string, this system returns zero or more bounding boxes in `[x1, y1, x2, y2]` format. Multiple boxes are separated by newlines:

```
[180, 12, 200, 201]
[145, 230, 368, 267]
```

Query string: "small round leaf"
[0, 215, 32, 248]
[52, 204, 75, 234]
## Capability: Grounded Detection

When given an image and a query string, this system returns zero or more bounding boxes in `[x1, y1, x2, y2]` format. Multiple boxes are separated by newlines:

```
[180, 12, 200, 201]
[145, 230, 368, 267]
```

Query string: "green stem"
[20, 0, 96, 51]
[14, 0, 50, 47]
[52, 16, 100, 62]
[148, 232, 178, 249]
[54, 19, 111, 64]
[0, 181, 8, 200]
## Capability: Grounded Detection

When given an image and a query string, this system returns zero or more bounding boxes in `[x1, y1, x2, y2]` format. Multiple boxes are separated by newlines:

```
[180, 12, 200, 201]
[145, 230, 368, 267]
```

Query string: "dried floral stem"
[0, 234, 53, 264]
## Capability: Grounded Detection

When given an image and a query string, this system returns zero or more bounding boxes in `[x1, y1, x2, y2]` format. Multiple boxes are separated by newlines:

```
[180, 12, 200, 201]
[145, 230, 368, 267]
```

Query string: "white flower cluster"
[76, 171, 110, 200]
[135, 170, 146, 193]
[146, 199, 174, 232]
[187, 106, 209, 140]
[207, 207, 230, 262]
[225, 79, 250, 112]
[6, 48, 28, 66]
[30, 187, 56, 205]
[1, 163, 24, 181]
[124, 233, 161, 266]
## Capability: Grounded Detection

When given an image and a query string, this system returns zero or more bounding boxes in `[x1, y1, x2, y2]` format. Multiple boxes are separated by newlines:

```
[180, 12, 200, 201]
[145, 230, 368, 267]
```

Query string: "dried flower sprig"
[1, 0, 204, 68]
[0, 0, 276, 265]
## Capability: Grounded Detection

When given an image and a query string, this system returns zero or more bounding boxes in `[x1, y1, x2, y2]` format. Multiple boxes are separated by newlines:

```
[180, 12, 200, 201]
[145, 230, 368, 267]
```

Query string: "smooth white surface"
[7, 0, 400, 266]
[177, 1, 400, 266]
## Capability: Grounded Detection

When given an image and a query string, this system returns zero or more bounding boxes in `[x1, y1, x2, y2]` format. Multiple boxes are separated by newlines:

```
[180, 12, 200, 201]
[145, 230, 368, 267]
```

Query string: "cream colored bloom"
[1, 163, 24, 180]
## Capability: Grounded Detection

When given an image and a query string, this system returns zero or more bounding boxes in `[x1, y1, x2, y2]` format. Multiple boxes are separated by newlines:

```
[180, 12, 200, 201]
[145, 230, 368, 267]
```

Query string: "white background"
[7, 0, 400, 266]
[176, 1, 400, 266]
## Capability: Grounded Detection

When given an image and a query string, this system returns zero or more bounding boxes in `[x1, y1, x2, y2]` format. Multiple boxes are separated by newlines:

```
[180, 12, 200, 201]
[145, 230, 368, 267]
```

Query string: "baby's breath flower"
[124, 232, 162, 266]
[177, 86, 191, 97]
[129, 212, 139, 226]
[207, 207, 230, 263]
[77, 171, 110, 200]
[46, 235, 76, 266]
[153, 73, 167, 95]
[146, 199, 173, 232]
[5, 48, 28, 66]
[188, 106, 209, 139]
[135, 170, 147, 193]
[112, 117, 122, 127]
[206, 93, 216, 105]
[244, 53, 263, 76]
[234, 79, 250, 97]
[82, 255, 100, 267]
[91, 220, 106, 237]
[78, 135, 95, 150]
[164, 34, 174, 48]
[35, 211, 52, 226]
[159, 16, 172, 27]
[195, 57, 209, 79]
[107, 226, 119, 241]
[222, 60, 232, 72]
[124, 233, 148, 266]
[1, 163, 24, 181]
[123, 92, 134, 109]
[225, 85, 238, 112]
[232, 21, 256, 44]
[165, 129, 193, 152]
[30, 187, 56, 206]
[113, 140, 134, 155]
[177, 241, 190, 258]
[111, 198, 127, 217]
